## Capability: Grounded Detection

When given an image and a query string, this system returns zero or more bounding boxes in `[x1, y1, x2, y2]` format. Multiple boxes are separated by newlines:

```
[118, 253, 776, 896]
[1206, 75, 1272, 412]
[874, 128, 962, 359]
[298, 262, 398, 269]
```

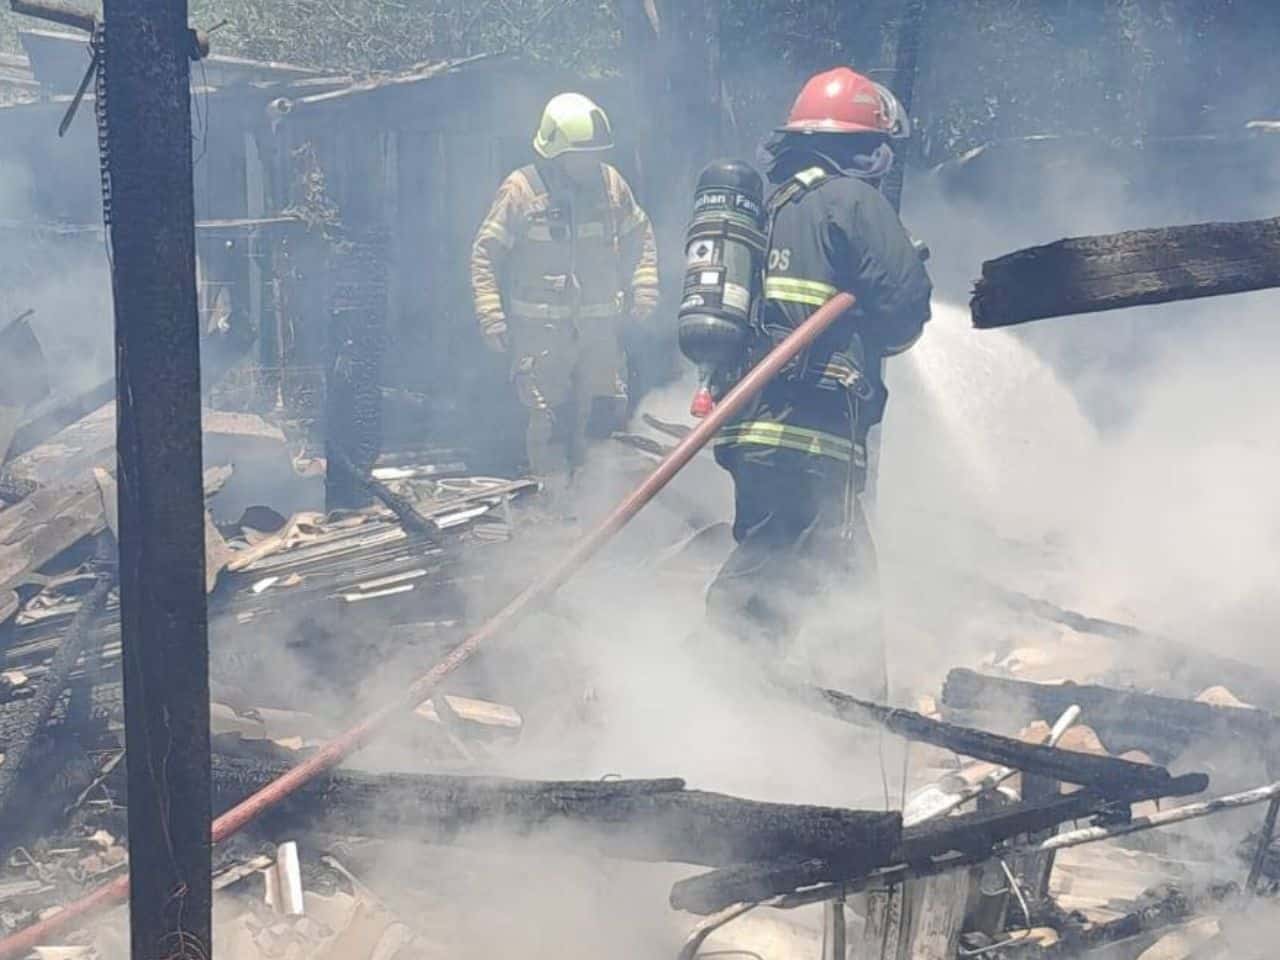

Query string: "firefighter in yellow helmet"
[471, 93, 659, 492]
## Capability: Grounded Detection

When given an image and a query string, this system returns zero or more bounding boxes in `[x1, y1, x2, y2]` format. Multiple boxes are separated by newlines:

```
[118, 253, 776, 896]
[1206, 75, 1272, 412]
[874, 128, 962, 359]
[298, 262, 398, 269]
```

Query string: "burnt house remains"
[0, 28, 648, 498]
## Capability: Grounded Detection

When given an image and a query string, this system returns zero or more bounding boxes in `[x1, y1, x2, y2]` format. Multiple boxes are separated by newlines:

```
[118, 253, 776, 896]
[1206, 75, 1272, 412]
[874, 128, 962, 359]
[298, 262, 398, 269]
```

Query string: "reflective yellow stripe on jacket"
[764, 276, 838, 308]
[509, 298, 623, 321]
[715, 421, 853, 462]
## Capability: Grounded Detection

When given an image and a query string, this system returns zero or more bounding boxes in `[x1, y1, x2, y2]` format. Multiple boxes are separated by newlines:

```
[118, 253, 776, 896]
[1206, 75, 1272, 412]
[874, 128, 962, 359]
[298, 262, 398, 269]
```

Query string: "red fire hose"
[0, 292, 855, 958]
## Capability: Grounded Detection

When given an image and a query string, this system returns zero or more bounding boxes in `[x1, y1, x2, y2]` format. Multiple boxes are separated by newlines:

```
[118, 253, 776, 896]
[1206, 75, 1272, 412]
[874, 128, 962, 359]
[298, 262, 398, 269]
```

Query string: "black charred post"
[102, 0, 212, 954]
[879, 0, 928, 213]
[970, 216, 1280, 329]
[325, 231, 388, 510]
[812, 685, 1183, 795]
[942, 668, 1280, 762]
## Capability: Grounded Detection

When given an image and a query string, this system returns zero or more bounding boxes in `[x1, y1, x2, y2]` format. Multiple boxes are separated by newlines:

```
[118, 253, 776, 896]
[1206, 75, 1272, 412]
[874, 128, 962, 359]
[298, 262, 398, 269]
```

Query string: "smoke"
[263, 81, 1280, 960]
[0, 158, 113, 401]
[6, 9, 1280, 955]
[886, 151, 1280, 669]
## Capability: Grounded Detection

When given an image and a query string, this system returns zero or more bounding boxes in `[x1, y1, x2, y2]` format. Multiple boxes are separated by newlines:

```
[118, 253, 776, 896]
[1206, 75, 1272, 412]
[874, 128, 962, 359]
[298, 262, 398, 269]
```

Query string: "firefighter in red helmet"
[706, 67, 932, 692]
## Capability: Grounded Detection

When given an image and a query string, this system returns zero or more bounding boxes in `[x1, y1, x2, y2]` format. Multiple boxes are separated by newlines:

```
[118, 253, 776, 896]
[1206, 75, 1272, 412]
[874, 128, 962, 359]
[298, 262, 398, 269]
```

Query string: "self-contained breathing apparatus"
[677, 159, 929, 419]
[676, 160, 768, 418]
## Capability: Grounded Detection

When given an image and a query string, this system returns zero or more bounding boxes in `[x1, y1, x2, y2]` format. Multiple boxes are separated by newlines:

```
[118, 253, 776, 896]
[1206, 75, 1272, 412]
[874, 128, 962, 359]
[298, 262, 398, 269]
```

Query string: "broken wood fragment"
[970, 215, 1280, 329]
[813, 685, 1183, 796]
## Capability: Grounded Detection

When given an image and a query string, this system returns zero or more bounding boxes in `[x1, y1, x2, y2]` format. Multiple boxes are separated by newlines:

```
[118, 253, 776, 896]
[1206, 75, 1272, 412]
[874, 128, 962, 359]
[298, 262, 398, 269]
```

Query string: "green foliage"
[2, 1, 1278, 159]
[185, 0, 618, 74]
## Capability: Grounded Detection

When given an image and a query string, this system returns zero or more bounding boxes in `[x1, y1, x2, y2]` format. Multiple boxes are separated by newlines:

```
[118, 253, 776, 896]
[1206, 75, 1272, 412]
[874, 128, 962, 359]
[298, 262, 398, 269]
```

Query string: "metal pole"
[0, 296, 857, 960]
[103, 0, 211, 958]
[1035, 782, 1280, 855]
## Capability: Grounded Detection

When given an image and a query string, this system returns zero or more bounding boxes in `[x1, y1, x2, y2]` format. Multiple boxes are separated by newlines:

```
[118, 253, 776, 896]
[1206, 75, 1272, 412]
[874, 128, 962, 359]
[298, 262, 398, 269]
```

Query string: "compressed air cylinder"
[677, 160, 767, 416]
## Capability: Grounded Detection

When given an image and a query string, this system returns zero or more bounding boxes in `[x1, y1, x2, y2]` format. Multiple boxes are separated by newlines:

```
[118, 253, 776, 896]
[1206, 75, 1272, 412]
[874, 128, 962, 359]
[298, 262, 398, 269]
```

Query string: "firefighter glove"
[481, 323, 510, 354]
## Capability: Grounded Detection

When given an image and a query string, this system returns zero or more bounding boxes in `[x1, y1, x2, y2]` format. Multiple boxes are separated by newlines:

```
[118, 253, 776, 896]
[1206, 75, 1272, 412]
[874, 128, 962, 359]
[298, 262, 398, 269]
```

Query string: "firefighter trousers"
[706, 447, 884, 696]
[510, 316, 627, 484]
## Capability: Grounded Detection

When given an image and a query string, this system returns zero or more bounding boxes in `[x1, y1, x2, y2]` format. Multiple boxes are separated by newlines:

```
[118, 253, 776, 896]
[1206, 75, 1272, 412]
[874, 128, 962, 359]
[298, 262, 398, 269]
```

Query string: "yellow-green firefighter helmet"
[532, 92, 614, 160]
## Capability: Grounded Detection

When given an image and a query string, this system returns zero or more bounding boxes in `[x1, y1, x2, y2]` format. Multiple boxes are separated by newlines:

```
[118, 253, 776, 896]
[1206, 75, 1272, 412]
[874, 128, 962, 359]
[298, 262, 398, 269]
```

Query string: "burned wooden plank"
[206, 755, 900, 869]
[672, 798, 1082, 915]
[814, 686, 1179, 795]
[942, 668, 1280, 761]
[670, 773, 1208, 915]
[970, 215, 1280, 329]
[974, 580, 1280, 714]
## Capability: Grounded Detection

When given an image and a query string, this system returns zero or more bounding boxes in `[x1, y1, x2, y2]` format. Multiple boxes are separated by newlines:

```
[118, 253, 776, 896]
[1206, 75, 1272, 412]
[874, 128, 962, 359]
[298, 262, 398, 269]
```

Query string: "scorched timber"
[970, 215, 1280, 328]
[942, 668, 1280, 761]
[208, 755, 902, 868]
[668, 773, 1208, 915]
[813, 686, 1181, 795]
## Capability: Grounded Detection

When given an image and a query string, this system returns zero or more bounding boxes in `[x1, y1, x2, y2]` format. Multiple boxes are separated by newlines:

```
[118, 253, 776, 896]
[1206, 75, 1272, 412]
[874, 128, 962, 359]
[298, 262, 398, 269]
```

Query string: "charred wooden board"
[970, 215, 1280, 328]
[206, 755, 901, 870]
[942, 668, 1280, 760]
[669, 774, 1208, 915]
[814, 686, 1179, 796]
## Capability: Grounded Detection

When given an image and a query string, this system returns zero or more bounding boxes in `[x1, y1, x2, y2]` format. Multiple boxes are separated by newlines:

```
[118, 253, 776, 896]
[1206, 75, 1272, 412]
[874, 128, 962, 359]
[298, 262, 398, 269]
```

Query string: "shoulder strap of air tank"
[766, 165, 830, 217]
[517, 163, 548, 198]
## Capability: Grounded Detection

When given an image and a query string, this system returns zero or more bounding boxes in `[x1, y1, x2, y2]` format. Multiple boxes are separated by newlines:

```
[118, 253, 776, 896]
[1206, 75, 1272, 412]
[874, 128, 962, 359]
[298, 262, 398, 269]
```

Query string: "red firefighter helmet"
[780, 67, 910, 139]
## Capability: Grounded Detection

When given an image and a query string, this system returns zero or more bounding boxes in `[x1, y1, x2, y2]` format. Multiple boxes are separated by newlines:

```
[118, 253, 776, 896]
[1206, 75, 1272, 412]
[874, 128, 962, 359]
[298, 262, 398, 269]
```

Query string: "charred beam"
[207, 755, 900, 869]
[9, 0, 95, 32]
[942, 668, 1280, 761]
[971, 215, 1280, 329]
[812, 685, 1181, 795]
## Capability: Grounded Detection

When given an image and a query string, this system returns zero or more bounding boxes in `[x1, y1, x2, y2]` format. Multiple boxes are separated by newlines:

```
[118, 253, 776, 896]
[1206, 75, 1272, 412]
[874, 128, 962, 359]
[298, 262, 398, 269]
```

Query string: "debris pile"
[3, 389, 1280, 959]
